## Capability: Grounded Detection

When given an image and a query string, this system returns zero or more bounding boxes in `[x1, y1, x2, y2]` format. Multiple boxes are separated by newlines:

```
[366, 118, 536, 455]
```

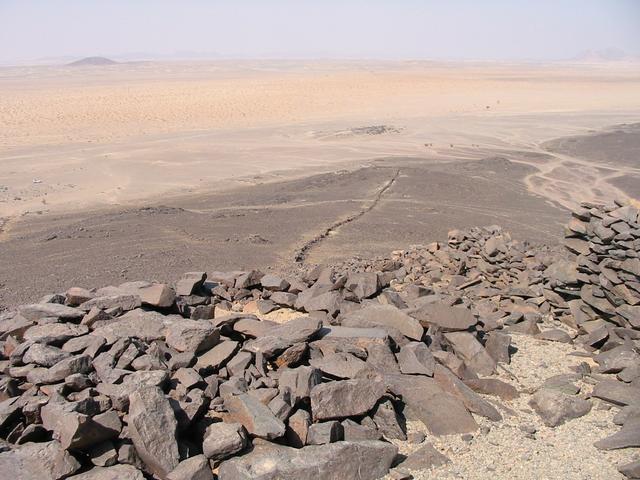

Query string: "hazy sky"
[1, 0, 639, 63]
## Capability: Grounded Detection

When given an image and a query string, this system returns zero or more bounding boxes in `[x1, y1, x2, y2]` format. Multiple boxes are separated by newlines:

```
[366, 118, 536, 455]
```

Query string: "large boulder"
[218, 440, 397, 480]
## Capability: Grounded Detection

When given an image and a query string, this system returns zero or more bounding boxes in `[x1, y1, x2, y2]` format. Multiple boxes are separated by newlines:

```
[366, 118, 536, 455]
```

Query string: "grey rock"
[593, 380, 640, 406]
[23, 343, 71, 367]
[167, 455, 213, 480]
[218, 440, 397, 480]
[88, 441, 118, 467]
[128, 386, 180, 478]
[0, 440, 80, 480]
[341, 305, 423, 341]
[444, 331, 496, 376]
[529, 389, 592, 427]
[68, 464, 145, 480]
[397, 442, 451, 471]
[345, 272, 380, 300]
[23, 323, 89, 344]
[196, 340, 239, 372]
[310, 378, 385, 421]
[166, 320, 219, 353]
[385, 374, 478, 435]
[309, 352, 369, 379]
[286, 409, 311, 447]
[618, 458, 640, 478]
[372, 399, 406, 440]
[18, 303, 85, 322]
[79, 294, 141, 312]
[244, 317, 322, 359]
[261, 274, 290, 291]
[203, 422, 248, 460]
[594, 420, 640, 450]
[397, 342, 435, 376]
[225, 393, 286, 440]
[176, 272, 207, 296]
[41, 401, 118, 450]
[307, 421, 344, 445]
[408, 303, 476, 332]
[278, 366, 322, 404]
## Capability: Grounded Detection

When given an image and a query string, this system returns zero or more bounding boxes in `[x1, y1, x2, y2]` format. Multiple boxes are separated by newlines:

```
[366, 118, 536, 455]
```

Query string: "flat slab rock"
[218, 440, 397, 480]
[408, 302, 477, 332]
[340, 305, 423, 341]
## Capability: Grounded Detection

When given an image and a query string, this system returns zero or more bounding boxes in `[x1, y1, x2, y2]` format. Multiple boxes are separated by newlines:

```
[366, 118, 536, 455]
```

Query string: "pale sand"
[1, 60, 639, 222]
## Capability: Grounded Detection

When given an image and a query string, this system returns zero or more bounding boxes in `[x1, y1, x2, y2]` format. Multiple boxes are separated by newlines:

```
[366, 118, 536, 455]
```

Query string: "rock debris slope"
[0, 200, 638, 479]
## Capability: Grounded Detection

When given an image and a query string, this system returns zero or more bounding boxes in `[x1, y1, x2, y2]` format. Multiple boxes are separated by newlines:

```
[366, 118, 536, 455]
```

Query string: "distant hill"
[572, 48, 635, 63]
[68, 56, 118, 66]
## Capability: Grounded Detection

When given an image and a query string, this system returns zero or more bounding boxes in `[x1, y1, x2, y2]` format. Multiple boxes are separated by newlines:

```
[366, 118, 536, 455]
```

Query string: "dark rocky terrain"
[0, 156, 565, 312]
[0, 200, 638, 479]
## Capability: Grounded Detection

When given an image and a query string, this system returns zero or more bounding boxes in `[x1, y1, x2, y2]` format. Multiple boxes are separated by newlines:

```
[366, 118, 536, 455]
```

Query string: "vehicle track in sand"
[293, 168, 400, 263]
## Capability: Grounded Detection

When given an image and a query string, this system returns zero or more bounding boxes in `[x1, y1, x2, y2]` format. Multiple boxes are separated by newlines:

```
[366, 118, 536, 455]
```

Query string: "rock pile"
[0, 201, 638, 479]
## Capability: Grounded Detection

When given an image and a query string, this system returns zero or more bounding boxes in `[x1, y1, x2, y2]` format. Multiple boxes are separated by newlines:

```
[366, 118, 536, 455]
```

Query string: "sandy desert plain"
[1, 60, 639, 306]
[1, 59, 640, 479]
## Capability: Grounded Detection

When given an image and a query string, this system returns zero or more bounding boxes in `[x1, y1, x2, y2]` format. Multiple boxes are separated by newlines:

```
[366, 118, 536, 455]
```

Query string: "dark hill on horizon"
[67, 56, 118, 66]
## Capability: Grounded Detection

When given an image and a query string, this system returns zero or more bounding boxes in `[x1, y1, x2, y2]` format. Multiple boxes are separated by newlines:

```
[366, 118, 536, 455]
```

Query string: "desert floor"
[0, 59, 639, 306]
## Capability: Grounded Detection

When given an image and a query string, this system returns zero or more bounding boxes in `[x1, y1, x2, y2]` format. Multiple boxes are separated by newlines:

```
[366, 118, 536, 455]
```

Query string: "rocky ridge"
[0, 200, 638, 479]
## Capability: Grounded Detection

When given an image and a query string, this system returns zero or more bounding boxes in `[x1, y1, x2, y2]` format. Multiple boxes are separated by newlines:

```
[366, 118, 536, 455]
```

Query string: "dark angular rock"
[307, 420, 344, 445]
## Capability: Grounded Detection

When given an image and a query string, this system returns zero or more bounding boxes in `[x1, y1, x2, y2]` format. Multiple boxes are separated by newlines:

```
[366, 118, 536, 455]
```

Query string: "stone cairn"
[0, 202, 638, 479]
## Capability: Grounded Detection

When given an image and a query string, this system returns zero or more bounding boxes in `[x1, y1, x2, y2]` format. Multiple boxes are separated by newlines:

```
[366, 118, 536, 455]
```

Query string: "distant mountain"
[68, 56, 118, 66]
[572, 48, 635, 62]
